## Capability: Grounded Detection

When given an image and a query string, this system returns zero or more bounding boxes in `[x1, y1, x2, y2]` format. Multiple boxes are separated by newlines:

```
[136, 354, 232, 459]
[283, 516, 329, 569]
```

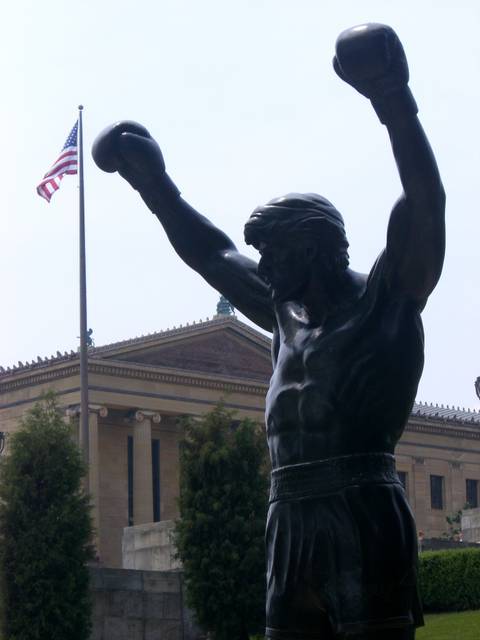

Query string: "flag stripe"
[43, 151, 77, 175]
[36, 121, 78, 203]
[36, 174, 68, 202]
[49, 148, 76, 164]
[37, 172, 76, 198]
[43, 160, 78, 180]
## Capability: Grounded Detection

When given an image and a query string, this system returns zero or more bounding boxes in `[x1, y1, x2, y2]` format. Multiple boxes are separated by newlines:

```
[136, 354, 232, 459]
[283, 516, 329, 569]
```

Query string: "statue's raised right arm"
[334, 23, 446, 308]
[92, 121, 274, 332]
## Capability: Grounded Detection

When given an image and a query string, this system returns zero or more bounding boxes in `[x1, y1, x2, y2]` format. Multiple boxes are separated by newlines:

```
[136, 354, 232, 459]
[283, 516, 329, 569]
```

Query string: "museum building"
[0, 311, 479, 567]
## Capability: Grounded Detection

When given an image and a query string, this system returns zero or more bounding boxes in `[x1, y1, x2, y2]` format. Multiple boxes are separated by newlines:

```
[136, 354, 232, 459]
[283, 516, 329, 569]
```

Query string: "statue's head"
[244, 193, 349, 299]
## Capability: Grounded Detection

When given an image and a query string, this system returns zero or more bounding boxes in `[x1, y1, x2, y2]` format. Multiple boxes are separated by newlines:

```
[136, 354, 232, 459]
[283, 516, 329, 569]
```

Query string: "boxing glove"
[92, 121, 179, 196]
[333, 23, 418, 124]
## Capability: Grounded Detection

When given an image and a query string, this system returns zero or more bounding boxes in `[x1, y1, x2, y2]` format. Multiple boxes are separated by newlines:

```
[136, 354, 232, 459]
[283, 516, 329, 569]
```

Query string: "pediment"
[98, 320, 272, 382]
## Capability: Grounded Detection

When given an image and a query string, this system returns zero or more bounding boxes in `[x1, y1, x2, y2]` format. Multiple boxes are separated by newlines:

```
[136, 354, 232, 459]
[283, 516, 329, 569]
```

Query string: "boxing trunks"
[265, 453, 423, 638]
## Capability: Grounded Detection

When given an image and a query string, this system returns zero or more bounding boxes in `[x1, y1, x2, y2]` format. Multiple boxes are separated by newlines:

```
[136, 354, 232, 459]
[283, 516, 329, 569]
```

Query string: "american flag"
[36, 121, 78, 202]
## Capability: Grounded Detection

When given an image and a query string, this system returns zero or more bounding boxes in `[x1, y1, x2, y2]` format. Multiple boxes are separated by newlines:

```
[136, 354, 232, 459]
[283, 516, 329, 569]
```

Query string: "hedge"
[419, 548, 480, 612]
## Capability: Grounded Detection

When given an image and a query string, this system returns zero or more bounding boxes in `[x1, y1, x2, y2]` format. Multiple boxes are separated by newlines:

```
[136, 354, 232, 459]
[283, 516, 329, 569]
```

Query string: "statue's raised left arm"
[382, 105, 445, 305]
[91, 121, 274, 331]
[334, 23, 445, 307]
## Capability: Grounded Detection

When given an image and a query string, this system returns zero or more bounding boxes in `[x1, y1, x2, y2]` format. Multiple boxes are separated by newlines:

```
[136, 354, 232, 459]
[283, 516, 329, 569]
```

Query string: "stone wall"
[90, 567, 201, 640]
[419, 538, 478, 552]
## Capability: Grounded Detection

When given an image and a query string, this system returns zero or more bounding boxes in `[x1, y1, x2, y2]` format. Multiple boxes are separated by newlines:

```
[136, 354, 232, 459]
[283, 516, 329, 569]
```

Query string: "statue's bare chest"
[271, 307, 361, 387]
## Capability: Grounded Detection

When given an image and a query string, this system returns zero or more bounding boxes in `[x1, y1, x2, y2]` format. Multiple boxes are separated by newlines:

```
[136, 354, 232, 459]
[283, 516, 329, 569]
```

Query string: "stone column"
[133, 410, 161, 525]
[65, 404, 107, 552]
[412, 456, 428, 535]
[88, 406, 108, 551]
[89, 406, 108, 540]
[449, 460, 464, 515]
[65, 405, 80, 446]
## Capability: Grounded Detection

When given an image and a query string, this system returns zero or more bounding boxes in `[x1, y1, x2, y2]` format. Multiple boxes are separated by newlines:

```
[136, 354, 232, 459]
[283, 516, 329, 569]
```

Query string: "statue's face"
[257, 241, 314, 301]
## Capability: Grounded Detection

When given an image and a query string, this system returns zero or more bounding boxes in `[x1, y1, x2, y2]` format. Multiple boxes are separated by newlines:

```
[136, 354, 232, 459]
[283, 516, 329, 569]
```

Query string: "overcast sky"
[2, 0, 479, 410]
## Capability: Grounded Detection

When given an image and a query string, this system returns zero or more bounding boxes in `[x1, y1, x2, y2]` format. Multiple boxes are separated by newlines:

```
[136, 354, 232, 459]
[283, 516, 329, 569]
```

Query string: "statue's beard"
[269, 272, 311, 303]
[268, 258, 344, 304]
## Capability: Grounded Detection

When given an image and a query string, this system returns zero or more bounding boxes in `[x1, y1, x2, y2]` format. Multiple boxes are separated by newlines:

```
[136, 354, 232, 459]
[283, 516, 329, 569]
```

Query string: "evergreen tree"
[0, 393, 94, 640]
[174, 404, 268, 640]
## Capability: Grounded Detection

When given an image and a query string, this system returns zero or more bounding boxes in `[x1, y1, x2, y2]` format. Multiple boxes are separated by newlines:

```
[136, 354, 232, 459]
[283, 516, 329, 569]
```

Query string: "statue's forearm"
[333, 24, 445, 210]
[382, 107, 445, 208]
[383, 106, 445, 300]
[137, 177, 239, 276]
[138, 176, 274, 330]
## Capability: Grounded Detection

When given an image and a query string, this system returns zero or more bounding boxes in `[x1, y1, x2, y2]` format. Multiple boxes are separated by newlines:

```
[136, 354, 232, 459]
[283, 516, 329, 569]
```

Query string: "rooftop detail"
[0, 316, 270, 377]
[411, 401, 480, 425]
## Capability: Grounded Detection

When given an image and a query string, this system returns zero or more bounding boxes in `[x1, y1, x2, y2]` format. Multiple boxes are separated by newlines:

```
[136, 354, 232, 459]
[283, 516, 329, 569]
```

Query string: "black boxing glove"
[333, 23, 418, 124]
[92, 121, 179, 197]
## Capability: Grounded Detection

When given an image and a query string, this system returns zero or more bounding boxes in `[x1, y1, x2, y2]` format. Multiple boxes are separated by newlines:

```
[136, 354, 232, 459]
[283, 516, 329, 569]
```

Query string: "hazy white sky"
[2, 0, 479, 409]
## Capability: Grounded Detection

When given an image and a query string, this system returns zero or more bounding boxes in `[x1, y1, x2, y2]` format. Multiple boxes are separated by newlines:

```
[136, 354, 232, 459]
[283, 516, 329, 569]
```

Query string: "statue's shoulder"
[364, 249, 426, 313]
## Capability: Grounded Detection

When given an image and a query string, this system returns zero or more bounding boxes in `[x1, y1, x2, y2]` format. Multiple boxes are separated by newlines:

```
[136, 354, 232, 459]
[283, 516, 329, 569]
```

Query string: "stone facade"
[395, 409, 480, 536]
[1, 315, 479, 568]
[0, 317, 269, 568]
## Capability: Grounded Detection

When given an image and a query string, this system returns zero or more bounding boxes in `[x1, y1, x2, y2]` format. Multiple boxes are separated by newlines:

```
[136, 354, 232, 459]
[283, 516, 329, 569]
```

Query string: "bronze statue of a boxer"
[93, 23, 445, 639]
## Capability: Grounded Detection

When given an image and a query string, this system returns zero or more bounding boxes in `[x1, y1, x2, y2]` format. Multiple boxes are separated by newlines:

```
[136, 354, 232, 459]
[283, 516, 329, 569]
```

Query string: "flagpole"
[78, 104, 90, 487]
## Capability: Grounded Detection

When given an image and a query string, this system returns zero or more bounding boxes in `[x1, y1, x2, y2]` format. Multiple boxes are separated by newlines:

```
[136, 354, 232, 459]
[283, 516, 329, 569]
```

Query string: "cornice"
[0, 360, 477, 437]
[0, 364, 80, 392]
[91, 361, 268, 395]
[405, 418, 480, 440]
[0, 359, 268, 397]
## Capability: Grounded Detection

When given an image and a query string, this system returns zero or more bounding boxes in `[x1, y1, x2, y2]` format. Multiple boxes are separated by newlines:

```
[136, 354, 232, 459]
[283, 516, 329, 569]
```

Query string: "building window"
[152, 439, 161, 522]
[466, 479, 479, 509]
[398, 471, 408, 495]
[127, 435, 134, 526]
[430, 475, 444, 510]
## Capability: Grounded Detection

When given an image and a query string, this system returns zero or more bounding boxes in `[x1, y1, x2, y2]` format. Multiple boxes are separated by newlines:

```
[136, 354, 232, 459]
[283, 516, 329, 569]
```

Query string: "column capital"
[89, 404, 108, 418]
[134, 410, 161, 424]
[65, 404, 108, 418]
[449, 460, 462, 470]
[65, 405, 80, 418]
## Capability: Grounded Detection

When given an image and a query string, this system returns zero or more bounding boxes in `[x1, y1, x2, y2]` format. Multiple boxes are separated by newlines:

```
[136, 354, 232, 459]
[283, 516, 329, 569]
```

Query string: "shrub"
[419, 547, 480, 612]
[174, 404, 269, 640]
[0, 393, 94, 640]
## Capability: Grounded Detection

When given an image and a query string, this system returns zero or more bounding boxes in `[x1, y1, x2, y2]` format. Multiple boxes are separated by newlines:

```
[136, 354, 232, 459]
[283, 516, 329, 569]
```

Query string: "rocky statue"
[93, 23, 445, 640]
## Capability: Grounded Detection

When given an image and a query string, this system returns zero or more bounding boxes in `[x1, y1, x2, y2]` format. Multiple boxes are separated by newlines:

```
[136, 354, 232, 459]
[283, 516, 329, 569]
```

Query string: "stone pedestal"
[122, 520, 181, 571]
[461, 507, 480, 543]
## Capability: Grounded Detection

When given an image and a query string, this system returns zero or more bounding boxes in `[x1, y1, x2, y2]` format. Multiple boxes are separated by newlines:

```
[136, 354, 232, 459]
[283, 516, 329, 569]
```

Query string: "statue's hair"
[244, 193, 349, 254]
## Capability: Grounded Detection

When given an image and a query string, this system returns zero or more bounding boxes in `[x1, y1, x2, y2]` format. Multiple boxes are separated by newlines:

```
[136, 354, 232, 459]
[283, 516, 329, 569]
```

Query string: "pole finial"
[78, 104, 84, 111]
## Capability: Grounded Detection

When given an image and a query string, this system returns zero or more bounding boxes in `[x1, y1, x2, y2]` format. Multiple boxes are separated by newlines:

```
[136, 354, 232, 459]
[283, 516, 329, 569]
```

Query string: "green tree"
[0, 393, 94, 640]
[443, 509, 463, 540]
[174, 404, 269, 640]
[443, 504, 471, 541]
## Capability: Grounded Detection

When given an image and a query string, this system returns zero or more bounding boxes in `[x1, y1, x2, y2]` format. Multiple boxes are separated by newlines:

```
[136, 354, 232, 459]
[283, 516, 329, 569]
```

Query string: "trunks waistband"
[269, 452, 400, 503]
